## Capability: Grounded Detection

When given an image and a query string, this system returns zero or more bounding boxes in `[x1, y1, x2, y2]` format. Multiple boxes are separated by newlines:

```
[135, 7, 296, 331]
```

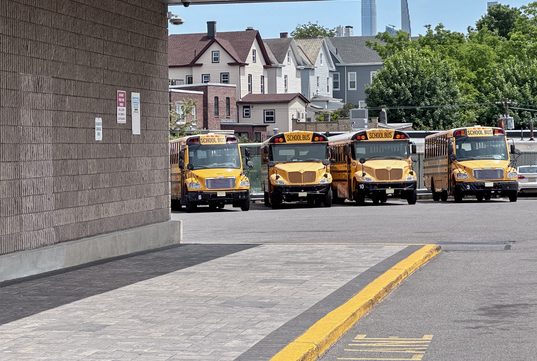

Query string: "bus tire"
[264, 191, 270, 207]
[508, 191, 518, 202]
[431, 181, 440, 202]
[407, 190, 417, 205]
[323, 188, 333, 208]
[484, 193, 491, 201]
[271, 194, 282, 209]
[476, 194, 484, 202]
[185, 200, 197, 213]
[441, 190, 448, 202]
[354, 191, 366, 206]
[171, 199, 182, 211]
[240, 197, 250, 211]
[454, 190, 463, 203]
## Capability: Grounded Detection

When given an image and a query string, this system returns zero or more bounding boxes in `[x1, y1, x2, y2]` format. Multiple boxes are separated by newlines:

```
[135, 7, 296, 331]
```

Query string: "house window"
[287, 50, 291, 64]
[255, 131, 262, 142]
[225, 97, 231, 117]
[284, 75, 288, 93]
[247, 74, 252, 93]
[370, 70, 378, 84]
[320, 52, 323, 65]
[202, 74, 210, 83]
[175, 102, 185, 123]
[186, 75, 193, 84]
[264, 109, 275, 123]
[214, 96, 219, 116]
[333, 72, 340, 91]
[252, 49, 257, 63]
[261, 75, 265, 94]
[212, 50, 220, 63]
[170, 79, 184, 86]
[327, 77, 330, 93]
[316, 76, 320, 87]
[243, 105, 251, 118]
[192, 106, 197, 121]
[220, 72, 230, 84]
[348, 72, 357, 90]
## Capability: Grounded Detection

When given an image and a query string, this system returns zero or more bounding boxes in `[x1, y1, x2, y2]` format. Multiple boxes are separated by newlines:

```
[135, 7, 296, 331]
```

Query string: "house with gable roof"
[327, 36, 384, 106]
[294, 38, 336, 100]
[168, 21, 274, 99]
[264, 33, 310, 96]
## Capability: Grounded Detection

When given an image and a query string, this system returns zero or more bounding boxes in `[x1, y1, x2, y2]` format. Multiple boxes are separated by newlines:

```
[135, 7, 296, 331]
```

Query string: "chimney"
[280, 32, 289, 38]
[344, 25, 354, 37]
[246, 26, 255, 31]
[207, 21, 216, 38]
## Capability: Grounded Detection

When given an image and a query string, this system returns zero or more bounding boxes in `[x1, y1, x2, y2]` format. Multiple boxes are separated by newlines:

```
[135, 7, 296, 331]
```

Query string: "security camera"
[169, 15, 184, 25]
[181, 0, 191, 7]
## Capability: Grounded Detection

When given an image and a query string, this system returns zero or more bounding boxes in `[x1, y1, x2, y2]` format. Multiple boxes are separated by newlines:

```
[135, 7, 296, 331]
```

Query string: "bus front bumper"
[185, 190, 249, 205]
[273, 184, 331, 201]
[358, 181, 417, 196]
[455, 181, 518, 195]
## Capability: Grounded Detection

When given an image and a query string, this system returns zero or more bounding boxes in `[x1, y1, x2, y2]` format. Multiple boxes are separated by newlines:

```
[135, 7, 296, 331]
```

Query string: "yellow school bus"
[424, 126, 518, 202]
[261, 131, 332, 208]
[170, 134, 251, 212]
[328, 129, 418, 205]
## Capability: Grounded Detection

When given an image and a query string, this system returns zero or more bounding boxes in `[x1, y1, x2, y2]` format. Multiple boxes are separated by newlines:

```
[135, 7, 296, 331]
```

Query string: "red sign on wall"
[117, 90, 127, 124]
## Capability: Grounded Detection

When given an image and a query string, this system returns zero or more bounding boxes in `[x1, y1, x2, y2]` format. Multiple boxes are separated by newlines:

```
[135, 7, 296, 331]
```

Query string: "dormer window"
[212, 50, 220, 63]
[252, 49, 257, 63]
[287, 50, 291, 64]
[320, 52, 323, 65]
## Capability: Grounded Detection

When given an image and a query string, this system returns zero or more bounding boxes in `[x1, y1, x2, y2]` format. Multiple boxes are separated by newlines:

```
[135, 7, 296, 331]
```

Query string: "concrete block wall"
[0, 0, 170, 256]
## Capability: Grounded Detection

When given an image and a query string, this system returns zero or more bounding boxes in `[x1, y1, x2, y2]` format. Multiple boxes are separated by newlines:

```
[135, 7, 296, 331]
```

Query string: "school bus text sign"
[367, 129, 395, 140]
[467, 128, 494, 137]
[200, 135, 227, 144]
[284, 132, 313, 143]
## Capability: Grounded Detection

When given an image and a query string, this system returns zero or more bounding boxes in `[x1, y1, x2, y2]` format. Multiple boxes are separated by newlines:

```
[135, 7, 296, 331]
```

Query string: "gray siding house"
[327, 36, 384, 106]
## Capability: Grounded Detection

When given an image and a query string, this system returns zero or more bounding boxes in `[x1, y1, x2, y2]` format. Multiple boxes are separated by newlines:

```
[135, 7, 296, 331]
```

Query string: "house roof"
[294, 38, 324, 64]
[327, 36, 383, 64]
[237, 93, 309, 104]
[168, 29, 273, 67]
[264, 38, 312, 67]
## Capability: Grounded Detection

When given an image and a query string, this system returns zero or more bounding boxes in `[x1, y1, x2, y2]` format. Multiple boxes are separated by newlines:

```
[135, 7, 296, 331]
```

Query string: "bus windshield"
[354, 141, 409, 160]
[188, 144, 241, 169]
[270, 143, 328, 162]
[455, 136, 508, 161]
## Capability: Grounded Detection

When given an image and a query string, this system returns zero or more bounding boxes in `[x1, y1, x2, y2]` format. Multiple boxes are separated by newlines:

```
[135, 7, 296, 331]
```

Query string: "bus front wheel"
[263, 191, 270, 207]
[240, 197, 250, 211]
[508, 191, 518, 202]
[441, 190, 448, 202]
[323, 189, 333, 208]
[454, 190, 463, 203]
[354, 190, 366, 206]
[407, 190, 417, 205]
[271, 193, 282, 209]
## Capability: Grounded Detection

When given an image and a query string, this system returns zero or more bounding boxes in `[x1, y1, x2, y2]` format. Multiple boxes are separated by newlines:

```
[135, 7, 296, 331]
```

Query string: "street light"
[167, 12, 184, 25]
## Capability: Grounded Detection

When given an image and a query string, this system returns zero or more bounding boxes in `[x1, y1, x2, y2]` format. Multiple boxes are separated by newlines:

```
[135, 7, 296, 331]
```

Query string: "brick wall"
[0, 0, 170, 255]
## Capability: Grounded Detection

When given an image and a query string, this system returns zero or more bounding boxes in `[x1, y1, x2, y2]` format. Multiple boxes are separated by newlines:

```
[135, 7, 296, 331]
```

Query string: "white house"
[237, 93, 309, 134]
[264, 33, 309, 95]
[168, 21, 274, 99]
[294, 38, 337, 99]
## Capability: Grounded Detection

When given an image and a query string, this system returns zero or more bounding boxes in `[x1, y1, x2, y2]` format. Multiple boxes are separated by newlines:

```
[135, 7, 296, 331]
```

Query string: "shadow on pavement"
[0, 244, 257, 326]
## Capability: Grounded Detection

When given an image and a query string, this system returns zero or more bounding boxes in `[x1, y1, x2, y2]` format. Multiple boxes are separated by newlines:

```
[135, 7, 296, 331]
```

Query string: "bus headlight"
[363, 177, 373, 182]
[319, 177, 331, 184]
[187, 181, 202, 190]
[507, 171, 518, 179]
[406, 175, 415, 181]
[455, 172, 469, 180]
[240, 179, 250, 187]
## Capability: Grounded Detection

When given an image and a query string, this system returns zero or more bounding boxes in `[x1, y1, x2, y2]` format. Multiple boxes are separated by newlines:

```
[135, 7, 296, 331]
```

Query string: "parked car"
[518, 165, 537, 193]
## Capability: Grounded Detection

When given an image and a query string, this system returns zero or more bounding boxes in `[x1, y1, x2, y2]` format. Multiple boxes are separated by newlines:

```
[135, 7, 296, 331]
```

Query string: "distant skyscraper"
[362, 0, 377, 36]
[401, 0, 411, 35]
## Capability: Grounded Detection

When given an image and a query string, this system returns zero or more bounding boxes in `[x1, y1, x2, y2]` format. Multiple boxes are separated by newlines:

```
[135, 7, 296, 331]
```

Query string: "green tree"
[170, 98, 197, 139]
[291, 22, 335, 39]
[476, 4, 521, 38]
[366, 48, 465, 130]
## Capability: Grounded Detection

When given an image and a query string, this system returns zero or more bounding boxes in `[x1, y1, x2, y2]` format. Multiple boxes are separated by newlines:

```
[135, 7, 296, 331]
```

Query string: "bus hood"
[362, 159, 410, 169]
[274, 162, 326, 173]
[456, 159, 510, 169]
[191, 168, 243, 178]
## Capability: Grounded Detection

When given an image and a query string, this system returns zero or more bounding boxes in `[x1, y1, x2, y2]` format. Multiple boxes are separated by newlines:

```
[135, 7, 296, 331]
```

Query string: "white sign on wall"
[117, 90, 127, 124]
[95, 117, 103, 141]
[131, 92, 141, 135]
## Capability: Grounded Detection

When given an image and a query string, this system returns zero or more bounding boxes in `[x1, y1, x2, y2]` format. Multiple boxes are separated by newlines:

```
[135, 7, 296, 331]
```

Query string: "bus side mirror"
[187, 163, 194, 171]
[450, 154, 456, 162]
[245, 149, 251, 158]
[411, 143, 417, 154]
[246, 160, 253, 169]
[359, 158, 366, 164]
[179, 159, 185, 169]
[322, 159, 330, 166]
[345, 144, 352, 156]
[510, 144, 516, 154]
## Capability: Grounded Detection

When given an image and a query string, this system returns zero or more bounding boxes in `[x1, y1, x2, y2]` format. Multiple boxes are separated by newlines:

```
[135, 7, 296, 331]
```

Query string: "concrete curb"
[0, 220, 182, 284]
[269, 244, 441, 361]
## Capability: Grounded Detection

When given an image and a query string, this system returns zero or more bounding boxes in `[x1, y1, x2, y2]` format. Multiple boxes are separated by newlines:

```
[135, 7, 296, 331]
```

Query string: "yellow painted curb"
[270, 244, 441, 361]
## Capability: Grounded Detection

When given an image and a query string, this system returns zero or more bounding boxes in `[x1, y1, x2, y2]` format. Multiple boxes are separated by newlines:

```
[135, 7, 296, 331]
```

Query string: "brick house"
[170, 83, 237, 130]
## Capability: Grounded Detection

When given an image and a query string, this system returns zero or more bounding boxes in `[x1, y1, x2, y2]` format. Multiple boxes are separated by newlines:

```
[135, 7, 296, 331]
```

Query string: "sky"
[169, 0, 532, 38]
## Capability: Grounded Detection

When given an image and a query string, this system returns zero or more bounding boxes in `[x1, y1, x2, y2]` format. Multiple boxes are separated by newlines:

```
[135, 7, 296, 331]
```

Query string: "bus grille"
[288, 171, 317, 184]
[206, 178, 236, 189]
[375, 169, 403, 181]
[473, 169, 503, 180]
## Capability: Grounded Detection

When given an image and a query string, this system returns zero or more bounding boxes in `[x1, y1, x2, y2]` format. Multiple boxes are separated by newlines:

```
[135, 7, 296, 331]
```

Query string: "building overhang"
[162, 0, 325, 4]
